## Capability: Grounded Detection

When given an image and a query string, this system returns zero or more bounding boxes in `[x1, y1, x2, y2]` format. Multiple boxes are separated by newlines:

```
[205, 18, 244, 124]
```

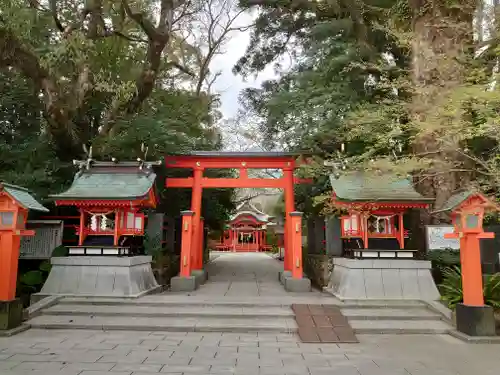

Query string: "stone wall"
[303, 254, 333, 288]
[328, 258, 440, 300]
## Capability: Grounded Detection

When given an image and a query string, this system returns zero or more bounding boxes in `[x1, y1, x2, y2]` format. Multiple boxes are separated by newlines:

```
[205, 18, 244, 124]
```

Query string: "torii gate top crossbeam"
[165, 152, 308, 170]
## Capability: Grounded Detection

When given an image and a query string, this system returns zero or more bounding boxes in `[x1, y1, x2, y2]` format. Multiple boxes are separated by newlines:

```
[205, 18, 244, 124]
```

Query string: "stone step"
[44, 303, 442, 321]
[42, 303, 295, 319]
[341, 307, 443, 321]
[349, 319, 452, 334]
[26, 314, 298, 333]
[57, 297, 300, 308]
[57, 296, 427, 309]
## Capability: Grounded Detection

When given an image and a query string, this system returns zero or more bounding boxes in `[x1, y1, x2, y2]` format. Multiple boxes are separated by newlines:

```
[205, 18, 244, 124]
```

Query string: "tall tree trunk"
[409, 0, 477, 249]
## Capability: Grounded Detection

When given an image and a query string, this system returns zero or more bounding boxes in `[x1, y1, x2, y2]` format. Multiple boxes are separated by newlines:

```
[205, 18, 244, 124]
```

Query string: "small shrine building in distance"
[216, 200, 280, 252]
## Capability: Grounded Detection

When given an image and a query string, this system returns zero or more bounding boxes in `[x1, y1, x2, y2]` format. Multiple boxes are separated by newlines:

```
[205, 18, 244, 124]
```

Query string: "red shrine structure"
[165, 152, 311, 291]
[330, 172, 434, 258]
[435, 190, 499, 336]
[50, 160, 161, 255]
[0, 182, 48, 330]
[216, 201, 275, 252]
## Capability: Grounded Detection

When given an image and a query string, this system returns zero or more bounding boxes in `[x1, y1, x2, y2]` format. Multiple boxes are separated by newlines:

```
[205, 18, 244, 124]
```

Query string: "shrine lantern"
[0, 182, 48, 331]
[434, 190, 499, 337]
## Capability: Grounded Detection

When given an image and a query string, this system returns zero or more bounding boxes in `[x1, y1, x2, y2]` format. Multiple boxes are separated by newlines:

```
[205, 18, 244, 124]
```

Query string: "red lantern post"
[435, 191, 499, 337]
[0, 183, 48, 331]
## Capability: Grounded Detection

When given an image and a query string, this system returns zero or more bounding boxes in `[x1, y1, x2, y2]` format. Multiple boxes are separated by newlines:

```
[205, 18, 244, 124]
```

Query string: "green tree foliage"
[0, 0, 237, 226]
[0, 0, 225, 159]
[237, 0, 408, 213]
[238, 0, 500, 222]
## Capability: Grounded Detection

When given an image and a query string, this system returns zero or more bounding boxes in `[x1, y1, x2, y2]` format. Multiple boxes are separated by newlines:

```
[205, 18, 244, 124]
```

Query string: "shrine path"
[2, 252, 500, 374]
[182, 252, 330, 300]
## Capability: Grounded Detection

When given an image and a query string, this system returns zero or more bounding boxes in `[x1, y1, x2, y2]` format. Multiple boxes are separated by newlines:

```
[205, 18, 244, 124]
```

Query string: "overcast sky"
[208, 12, 276, 120]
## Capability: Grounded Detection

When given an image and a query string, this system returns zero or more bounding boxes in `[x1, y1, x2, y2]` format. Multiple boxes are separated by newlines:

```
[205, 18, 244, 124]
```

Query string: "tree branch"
[167, 61, 196, 76]
[0, 26, 80, 158]
[121, 0, 158, 39]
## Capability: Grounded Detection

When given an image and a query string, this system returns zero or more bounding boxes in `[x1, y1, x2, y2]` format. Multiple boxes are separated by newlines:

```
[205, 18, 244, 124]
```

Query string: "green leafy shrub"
[427, 249, 461, 268]
[440, 266, 500, 309]
[427, 249, 461, 285]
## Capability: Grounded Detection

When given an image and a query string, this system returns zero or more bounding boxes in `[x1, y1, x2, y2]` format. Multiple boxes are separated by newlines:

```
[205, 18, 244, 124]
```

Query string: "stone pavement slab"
[1, 329, 500, 374]
[293, 304, 358, 343]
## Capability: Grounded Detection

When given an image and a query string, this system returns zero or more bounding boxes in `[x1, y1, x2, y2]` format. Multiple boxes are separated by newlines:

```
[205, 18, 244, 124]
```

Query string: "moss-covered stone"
[0, 299, 23, 330]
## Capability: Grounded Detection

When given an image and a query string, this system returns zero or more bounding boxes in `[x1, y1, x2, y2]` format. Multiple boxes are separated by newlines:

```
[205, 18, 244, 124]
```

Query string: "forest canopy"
[236, 0, 500, 222]
[0, 0, 246, 227]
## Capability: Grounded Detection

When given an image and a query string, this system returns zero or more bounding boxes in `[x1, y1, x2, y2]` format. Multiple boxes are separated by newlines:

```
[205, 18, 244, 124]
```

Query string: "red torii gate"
[165, 152, 310, 286]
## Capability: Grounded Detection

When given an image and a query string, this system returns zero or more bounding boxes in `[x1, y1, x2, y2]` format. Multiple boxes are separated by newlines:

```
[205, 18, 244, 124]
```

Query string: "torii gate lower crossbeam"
[165, 152, 311, 291]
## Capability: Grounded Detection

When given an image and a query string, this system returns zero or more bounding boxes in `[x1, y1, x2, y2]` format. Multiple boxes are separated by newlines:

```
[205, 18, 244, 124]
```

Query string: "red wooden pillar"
[398, 212, 404, 249]
[231, 229, 235, 252]
[113, 209, 120, 246]
[0, 232, 21, 301]
[191, 167, 203, 270]
[362, 213, 369, 249]
[289, 212, 303, 279]
[283, 168, 295, 271]
[198, 217, 205, 267]
[462, 234, 484, 306]
[0, 207, 33, 302]
[179, 211, 194, 277]
[78, 209, 85, 245]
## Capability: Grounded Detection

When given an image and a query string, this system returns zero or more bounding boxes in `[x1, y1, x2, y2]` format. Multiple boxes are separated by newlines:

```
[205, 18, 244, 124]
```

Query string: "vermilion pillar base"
[456, 303, 496, 336]
[179, 211, 194, 277]
[0, 232, 21, 302]
[0, 299, 23, 330]
[461, 234, 487, 306]
[197, 218, 205, 268]
[283, 168, 295, 272]
[190, 168, 203, 271]
[289, 212, 303, 279]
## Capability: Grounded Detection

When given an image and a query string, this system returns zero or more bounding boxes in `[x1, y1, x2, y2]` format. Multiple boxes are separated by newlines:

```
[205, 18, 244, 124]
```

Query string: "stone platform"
[33, 256, 160, 300]
[327, 258, 440, 300]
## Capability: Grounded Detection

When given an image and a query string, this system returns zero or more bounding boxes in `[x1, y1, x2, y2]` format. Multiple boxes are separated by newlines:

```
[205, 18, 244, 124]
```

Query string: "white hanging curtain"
[370, 214, 396, 233]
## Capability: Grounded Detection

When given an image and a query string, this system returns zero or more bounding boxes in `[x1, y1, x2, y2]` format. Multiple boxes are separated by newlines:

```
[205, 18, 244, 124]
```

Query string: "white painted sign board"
[425, 225, 460, 251]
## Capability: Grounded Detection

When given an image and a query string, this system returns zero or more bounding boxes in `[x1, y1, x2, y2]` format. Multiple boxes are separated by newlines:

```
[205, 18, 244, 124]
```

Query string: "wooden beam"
[165, 156, 297, 169]
[166, 177, 287, 189]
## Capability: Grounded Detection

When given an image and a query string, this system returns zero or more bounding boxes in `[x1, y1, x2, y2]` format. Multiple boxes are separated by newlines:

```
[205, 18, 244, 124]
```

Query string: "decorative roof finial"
[82, 144, 93, 170]
[141, 143, 149, 161]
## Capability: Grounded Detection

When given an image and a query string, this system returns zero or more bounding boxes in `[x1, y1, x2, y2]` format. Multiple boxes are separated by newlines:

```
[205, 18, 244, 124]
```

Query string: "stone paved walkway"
[4, 252, 500, 374]
[165, 252, 333, 303]
[1, 329, 500, 374]
[189, 252, 293, 297]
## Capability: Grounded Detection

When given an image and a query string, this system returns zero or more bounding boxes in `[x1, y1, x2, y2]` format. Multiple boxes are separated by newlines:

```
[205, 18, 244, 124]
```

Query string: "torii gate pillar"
[165, 152, 312, 292]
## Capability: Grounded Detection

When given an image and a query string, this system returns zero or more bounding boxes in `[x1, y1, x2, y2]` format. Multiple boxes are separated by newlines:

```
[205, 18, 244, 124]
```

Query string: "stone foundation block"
[192, 269, 207, 287]
[284, 277, 312, 292]
[35, 256, 160, 298]
[170, 276, 197, 292]
[327, 258, 440, 300]
[0, 299, 23, 330]
[279, 271, 292, 284]
[456, 303, 496, 337]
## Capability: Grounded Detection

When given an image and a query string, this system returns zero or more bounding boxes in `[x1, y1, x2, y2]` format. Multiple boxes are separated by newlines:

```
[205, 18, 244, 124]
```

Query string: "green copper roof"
[329, 173, 433, 202]
[432, 190, 476, 213]
[0, 182, 49, 212]
[50, 169, 156, 200]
